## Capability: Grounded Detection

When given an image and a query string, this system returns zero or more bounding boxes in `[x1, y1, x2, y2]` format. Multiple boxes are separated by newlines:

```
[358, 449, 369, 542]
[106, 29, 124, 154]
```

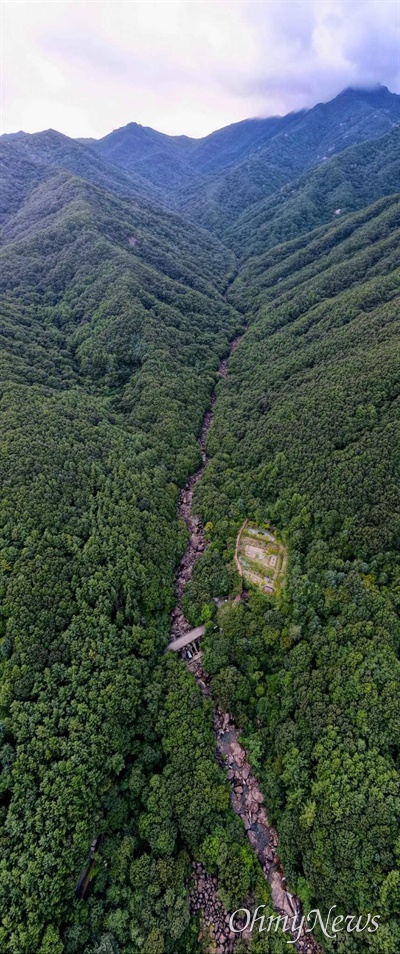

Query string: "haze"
[2, 0, 400, 138]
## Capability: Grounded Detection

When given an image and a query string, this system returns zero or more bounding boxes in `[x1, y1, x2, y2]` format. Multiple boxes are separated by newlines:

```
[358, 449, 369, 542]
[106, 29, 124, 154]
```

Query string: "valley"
[0, 85, 399, 954]
[168, 336, 319, 953]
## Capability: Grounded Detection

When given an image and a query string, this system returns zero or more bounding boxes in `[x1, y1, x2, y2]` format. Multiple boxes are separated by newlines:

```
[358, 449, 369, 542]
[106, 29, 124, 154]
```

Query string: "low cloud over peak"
[2, 0, 400, 138]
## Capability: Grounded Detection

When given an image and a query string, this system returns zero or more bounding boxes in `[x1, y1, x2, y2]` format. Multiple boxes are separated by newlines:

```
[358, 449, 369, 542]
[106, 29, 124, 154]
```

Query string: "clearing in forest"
[235, 520, 286, 594]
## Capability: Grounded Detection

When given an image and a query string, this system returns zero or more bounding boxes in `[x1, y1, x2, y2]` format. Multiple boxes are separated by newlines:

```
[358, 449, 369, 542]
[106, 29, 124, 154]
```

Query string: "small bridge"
[166, 625, 205, 659]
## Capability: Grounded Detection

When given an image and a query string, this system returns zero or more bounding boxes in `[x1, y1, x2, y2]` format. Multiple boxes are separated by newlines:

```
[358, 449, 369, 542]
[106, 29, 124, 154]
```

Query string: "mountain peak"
[335, 83, 393, 102]
[0, 129, 27, 140]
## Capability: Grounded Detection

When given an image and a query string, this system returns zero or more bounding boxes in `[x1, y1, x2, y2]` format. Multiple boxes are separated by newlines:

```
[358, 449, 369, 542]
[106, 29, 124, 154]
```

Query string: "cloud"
[1, 0, 399, 138]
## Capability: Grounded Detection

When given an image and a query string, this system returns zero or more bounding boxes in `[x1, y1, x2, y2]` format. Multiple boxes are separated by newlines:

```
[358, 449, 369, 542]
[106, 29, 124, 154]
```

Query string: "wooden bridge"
[166, 625, 205, 658]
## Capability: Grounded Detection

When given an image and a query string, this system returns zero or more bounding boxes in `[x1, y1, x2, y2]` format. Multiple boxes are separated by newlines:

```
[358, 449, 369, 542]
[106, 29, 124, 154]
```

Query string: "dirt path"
[234, 519, 247, 581]
[169, 329, 322, 954]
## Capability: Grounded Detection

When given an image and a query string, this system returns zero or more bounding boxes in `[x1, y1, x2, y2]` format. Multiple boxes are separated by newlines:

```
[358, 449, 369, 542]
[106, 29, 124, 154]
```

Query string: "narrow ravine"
[169, 334, 242, 642]
[169, 333, 322, 954]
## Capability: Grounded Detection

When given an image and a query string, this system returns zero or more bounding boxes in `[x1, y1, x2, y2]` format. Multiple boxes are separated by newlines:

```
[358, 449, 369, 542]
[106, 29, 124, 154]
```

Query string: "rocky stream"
[169, 334, 322, 954]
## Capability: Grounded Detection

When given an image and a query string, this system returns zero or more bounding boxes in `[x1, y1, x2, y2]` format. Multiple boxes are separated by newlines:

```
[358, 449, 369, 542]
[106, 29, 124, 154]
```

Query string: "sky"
[1, 0, 400, 139]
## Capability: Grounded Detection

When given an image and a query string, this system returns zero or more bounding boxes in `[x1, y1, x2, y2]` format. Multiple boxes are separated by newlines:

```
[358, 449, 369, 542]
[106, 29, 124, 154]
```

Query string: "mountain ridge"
[226, 124, 400, 258]
[2, 85, 399, 231]
[87, 84, 400, 215]
[1, 80, 400, 954]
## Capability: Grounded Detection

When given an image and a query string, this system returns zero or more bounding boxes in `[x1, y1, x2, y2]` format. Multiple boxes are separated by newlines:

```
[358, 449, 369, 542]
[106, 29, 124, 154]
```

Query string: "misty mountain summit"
[0, 79, 400, 954]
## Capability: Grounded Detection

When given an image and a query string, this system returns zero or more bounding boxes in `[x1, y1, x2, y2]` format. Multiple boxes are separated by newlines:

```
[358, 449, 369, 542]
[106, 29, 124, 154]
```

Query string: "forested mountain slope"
[90, 122, 199, 191]
[0, 129, 164, 229]
[227, 125, 400, 259]
[1, 84, 400, 954]
[92, 110, 304, 191]
[0, 164, 260, 954]
[178, 86, 400, 232]
[91, 86, 400, 234]
[195, 194, 400, 951]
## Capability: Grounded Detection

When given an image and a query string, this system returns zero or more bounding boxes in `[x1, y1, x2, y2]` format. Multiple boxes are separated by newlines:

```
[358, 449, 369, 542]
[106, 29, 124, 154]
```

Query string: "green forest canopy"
[0, 88, 399, 954]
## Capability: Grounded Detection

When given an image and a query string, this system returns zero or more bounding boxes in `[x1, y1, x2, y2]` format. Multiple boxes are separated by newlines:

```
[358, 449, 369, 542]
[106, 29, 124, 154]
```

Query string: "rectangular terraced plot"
[236, 520, 286, 594]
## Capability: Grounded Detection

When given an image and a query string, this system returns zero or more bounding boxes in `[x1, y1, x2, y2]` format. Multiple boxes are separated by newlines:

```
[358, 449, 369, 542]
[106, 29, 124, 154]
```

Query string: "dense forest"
[92, 85, 400, 232]
[0, 86, 399, 953]
[226, 126, 400, 259]
[196, 194, 400, 951]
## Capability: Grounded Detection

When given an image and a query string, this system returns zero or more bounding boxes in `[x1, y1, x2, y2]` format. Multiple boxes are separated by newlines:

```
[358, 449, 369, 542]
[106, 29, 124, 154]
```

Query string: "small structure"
[75, 835, 104, 899]
[166, 625, 205, 658]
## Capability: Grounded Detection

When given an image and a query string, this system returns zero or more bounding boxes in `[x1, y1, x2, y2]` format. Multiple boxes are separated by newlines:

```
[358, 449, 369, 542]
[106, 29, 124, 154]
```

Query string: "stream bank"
[169, 335, 321, 954]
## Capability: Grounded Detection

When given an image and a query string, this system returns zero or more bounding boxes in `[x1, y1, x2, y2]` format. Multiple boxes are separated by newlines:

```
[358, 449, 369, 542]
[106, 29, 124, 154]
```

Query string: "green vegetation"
[196, 195, 400, 951]
[182, 549, 235, 627]
[94, 86, 400, 233]
[0, 86, 400, 952]
[227, 126, 400, 259]
[0, 160, 249, 952]
[236, 523, 286, 594]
